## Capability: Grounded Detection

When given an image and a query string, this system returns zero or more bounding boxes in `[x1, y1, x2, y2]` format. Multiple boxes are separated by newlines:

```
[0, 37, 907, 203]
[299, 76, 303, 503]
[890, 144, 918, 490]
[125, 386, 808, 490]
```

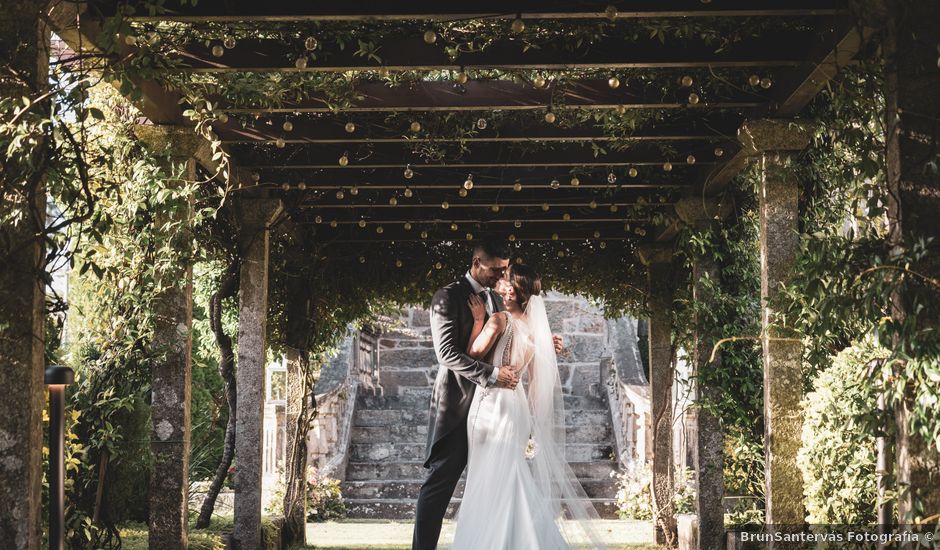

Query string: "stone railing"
[603, 318, 652, 471]
[306, 332, 359, 480]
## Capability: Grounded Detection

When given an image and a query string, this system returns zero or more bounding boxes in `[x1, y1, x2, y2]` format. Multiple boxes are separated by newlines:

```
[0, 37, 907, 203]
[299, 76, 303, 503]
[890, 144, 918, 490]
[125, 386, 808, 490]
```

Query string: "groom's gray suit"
[412, 274, 504, 550]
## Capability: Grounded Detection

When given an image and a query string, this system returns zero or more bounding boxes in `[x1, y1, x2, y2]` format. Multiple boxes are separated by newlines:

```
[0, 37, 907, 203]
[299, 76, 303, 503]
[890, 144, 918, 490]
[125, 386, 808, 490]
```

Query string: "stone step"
[349, 442, 614, 463]
[353, 408, 428, 427]
[378, 348, 438, 368]
[342, 478, 617, 501]
[367, 386, 609, 412]
[350, 422, 610, 445]
[346, 460, 617, 482]
[344, 498, 619, 520]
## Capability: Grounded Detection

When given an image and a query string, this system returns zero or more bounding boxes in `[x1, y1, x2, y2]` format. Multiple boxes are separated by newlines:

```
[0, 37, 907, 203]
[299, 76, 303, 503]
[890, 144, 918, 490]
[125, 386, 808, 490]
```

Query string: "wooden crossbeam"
[217, 114, 742, 144]
[234, 141, 728, 169]
[296, 222, 654, 243]
[212, 80, 765, 113]
[104, 0, 843, 22]
[175, 33, 817, 73]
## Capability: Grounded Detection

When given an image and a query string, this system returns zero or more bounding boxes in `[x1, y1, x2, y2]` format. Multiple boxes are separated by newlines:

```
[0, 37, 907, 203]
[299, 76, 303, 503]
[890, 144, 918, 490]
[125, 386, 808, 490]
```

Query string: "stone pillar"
[232, 198, 283, 550]
[637, 245, 677, 547]
[882, 2, 940, 523]
[740, 119, 812, 528]
[675, 197, 730, 550]
[134, 125, 208, 550]
[0, 3, 49, 548]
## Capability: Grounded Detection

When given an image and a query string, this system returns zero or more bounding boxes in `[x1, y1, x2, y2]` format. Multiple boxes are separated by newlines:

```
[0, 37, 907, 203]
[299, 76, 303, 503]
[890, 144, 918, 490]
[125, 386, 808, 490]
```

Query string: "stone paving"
[304, 519, 657, 549]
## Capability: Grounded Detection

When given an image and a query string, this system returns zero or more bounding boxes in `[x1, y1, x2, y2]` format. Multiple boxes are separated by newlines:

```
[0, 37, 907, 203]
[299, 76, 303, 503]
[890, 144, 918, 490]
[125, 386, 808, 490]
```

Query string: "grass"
[118, 515, 281, 550]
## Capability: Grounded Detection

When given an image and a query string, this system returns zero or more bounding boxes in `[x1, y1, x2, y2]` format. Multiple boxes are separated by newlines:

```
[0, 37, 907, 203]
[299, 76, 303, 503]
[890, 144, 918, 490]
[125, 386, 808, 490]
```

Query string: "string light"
[423, 30, 437, 44]
[760, 77, 773, 89]
[297, 182, 306, 190]
[615, 105, 626, 115]
[511, 16, 526, 33]
[450, 223, 458, 231]
[404, 187, 413, 197]
[211, 44, 224, 57]
[358, 219, 367, 228]
[663, 162, 673, 172]
[396, 259, 403, 267]
[330, 220, 338, 228]
[628, 167, 638, 178]
[223, 35, 236, 49]
[608, 76, 620, 89]
[714, 147, 724, 157]
[410, 121, 422, 132]
[533, 75, 547, 88]
[282, 120, 293, 132]
[557, 250, 565, 258]
[476, 118, 487, 130]
[594, 230, 601, 238]
[217, 113, 229, 124]
[435, 262, 443, 269]
[305, 36, 319, 50]
[590, 200, 598, 209]
[544, 111, 556, 124]
[441, 201, 450, 209]
[688, 92, 700, 105]
[350, 186, 358, 196]
[421, 230, 428, 239]
[455, 70, 469, 84]
[458, 188, 468, 197]
[338, 153, 349, 166]
[466, 233, 474, 240]
[376, 226, 384, 234]
[562, 213, 571, 221]
[336, 190, 345, 199]
[491, 205, 500, 212]
[514, 220, 523, 228]
[570, 176, 580, 187]
[404, 164, 414, 179]
[599, 241, 607, 249]
[550, 179, 560, 189]
[359, 256, 366, 263]
[404, 222, 413, 230]
[680, 75, 694, 87]
[389, 196, 398, 205]
[552, 233, 559, 240]
[607, 172, 617, 184]
[281, 183, 290, 191]
[295, 57, 308, 69]
[509, 234, 517, 241]
[541, 203, 550, 211]
[513, 181, 523, 192]
[345, 122, 356, 133]
[605, 5, 619, 19]
[464, 174, 474, 190]
[748, 74, 761, 86]
[275, 138, 285, 148]
[609, 204, 619, 212]
[314, 215, 322, 224]
[686, 154, 696, 165]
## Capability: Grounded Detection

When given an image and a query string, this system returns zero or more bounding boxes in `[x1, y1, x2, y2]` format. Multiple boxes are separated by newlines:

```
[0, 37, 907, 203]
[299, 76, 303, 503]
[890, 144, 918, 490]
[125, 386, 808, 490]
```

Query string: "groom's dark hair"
[472, 239, 511, 261]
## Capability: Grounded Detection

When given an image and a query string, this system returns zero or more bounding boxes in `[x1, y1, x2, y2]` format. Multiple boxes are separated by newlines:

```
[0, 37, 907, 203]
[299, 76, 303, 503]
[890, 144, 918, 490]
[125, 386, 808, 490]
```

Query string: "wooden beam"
[217, 115, 742, 144]
[102, 0, 843, 22]
[174, 33, 816, 73]
[45, 3, 184, 124]
[211, 80, 765, 113]
[294, 222, 655, 243]
[234, 141, 729, 169]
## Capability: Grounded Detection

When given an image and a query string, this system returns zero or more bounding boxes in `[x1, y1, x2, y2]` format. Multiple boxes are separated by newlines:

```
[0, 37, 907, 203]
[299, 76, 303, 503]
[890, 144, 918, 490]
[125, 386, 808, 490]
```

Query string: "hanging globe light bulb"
[281, 183, 291, 191]
[455, 70, 469, 84]
[544, 111, 556, 123]
[748, 74, 761, 87]
[686, 154, 696, 165]
[562, 213, 571, 221]
[403, 164, 414, 179]
[350, 186, 358, 195]
[211, 44, 224, 57]
[314, 215, 322, 224]
[594, 230, 601, 238]
[541, 203, 550, 211]
[514, 220, 522, 228]
[599, 241, 607, 249]
[376, 226, 384, 234]
[509, 234, 517, 241]
[435, 261, 443, 269]
[389, 196, 398, 206]
[628, 167, 638, 178]
[358, 219, 367, 228]
[330, 220, 337, 228]
[423, 30, 437, 44]
[297, 182, 306, 190]
[663, 161, 673, 172]
[274, 138, 285, 148]
[395, 259, 403, 267]
[441, 201, 449, 209]
[552, 233, 559, 241]
[760, 77, 773, 89]
[607, 172, 617, 184]
[491, 205, 500, 212]
[615, 104, 626, 115]
[550, 179, 560, 189]
[345, 121, 356, 133]
[223, 35, 236, 49]
[421, 230, 428, 239]
[336, 190, 345, 199]
[533, 75, 546, 88]
[304, 36, 318, 50]
[216, 113, 229, 124]
[570, 176, 580, 187]
[338, 153, 349, 166]
[590, 200, 598, 209]
[681, 75, 694, 87]
[404, 187, 413, 197]
[282, 120, 293, 132]
[466, 233, 474, 240]
[359, 256, 366, 263]
[476, 118, 487, 130]
[610, 204, 619, 212]
[714, 147, 724, 157]
[295, 57, 308, 69]
[688, 92, 700, 105]
[450, 223, 458, 231]
[463, 174, 474, 190]
[404, 222, 413, 230]
[605, 5, 619, 20]
[511, 17, 526, 33]
[608, 76, 621, 89]
[513, 181, 523, 192]
[410, 121, 422, 132]
[458, 188, 468, 197]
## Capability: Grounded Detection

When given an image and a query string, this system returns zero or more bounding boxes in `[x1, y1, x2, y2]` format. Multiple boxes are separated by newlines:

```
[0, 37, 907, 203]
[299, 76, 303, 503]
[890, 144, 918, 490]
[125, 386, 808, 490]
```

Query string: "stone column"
[740, 119, 812, 528]
[134, 125, 208, 550]
[675, 198, 729, 550]
[637, 245, 677, 547]
[0, 3, 49, 548]
[232, 198, 283, 550]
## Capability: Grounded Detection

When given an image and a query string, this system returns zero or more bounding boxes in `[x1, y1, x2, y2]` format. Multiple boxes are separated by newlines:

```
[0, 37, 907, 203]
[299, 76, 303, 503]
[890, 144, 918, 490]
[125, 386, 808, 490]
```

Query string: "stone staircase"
[342, 297, 622, 519]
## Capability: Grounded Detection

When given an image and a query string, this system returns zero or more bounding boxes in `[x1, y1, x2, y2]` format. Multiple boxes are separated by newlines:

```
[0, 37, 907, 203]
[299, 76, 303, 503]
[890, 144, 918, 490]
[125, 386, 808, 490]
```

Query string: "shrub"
[798, 341, 883, 524]
[613, 463, 695, 520]
[306, 467, 347, 522]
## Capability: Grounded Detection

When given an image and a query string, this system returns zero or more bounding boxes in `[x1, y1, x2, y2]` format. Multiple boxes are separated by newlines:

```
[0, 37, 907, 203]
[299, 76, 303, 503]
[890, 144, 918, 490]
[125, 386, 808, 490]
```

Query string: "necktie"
[479, 289, 495, 315]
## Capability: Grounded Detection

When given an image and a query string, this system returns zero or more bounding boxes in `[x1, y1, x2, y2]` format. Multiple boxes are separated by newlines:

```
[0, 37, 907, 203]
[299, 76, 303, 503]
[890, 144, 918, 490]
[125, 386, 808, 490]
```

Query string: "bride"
[449, 264, 606, 550]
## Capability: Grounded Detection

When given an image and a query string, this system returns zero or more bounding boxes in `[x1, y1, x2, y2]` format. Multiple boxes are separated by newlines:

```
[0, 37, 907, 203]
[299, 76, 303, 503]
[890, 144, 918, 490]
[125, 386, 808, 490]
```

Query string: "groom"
[412, 240, 518, 550]
[412, 240, 561, 550]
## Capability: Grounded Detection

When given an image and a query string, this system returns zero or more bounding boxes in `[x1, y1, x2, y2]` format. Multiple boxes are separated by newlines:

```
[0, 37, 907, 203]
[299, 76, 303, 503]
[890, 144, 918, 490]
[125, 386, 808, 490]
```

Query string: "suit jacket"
[423, 276, 505, 466]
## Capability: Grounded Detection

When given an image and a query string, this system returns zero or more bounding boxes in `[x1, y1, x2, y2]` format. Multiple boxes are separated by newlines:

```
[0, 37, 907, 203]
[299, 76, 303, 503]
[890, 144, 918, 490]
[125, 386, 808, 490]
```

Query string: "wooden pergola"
[19, 2, 940, 550]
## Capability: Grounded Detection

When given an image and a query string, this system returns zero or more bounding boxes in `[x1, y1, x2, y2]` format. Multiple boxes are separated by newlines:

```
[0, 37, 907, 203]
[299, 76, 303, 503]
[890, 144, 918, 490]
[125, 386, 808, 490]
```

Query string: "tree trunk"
[195, 259, 239, 528]
[282, 349, 317, 545]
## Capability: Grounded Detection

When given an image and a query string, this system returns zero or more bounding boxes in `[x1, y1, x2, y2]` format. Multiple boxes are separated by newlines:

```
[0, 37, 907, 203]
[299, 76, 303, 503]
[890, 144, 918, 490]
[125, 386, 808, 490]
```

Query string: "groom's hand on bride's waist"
[493, 368, 520, 390]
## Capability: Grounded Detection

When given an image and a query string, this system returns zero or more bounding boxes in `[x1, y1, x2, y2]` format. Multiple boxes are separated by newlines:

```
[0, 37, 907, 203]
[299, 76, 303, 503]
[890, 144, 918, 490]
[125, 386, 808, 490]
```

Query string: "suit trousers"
[412, 421, 468, 550]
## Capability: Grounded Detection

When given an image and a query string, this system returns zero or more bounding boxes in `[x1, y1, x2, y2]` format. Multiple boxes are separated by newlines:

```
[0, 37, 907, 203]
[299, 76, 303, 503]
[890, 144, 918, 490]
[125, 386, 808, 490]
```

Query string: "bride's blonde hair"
[508, 264, 541, 310]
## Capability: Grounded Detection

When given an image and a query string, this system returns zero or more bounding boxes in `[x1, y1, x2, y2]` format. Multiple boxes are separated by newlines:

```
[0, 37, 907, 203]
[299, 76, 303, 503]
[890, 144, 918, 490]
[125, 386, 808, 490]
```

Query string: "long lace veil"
[522, 294, 608, 549]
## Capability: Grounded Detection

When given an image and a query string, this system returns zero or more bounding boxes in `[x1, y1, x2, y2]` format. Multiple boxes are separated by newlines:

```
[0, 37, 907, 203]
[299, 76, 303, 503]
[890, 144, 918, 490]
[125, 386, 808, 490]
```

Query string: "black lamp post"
[45, 365, 74, 550]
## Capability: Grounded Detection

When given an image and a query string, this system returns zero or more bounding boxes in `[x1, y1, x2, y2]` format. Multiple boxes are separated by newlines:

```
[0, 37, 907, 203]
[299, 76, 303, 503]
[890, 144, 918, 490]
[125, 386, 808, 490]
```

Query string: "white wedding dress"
[449, 298, 606, 550]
